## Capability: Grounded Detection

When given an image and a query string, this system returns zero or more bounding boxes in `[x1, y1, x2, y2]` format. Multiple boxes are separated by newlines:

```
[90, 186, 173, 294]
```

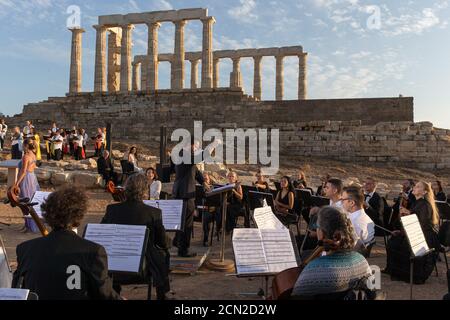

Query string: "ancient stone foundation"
[9, 90, 448, 170]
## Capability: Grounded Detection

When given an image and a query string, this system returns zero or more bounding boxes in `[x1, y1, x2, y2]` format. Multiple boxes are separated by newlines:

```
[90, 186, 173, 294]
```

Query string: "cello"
[6, 186, 49, 237]
[106, 181, 126, 202]
[271, 242, 326, 300]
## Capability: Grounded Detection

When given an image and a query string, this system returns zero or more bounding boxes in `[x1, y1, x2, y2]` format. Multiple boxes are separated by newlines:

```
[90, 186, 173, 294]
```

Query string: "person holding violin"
[384, 181, 440, 284]
[253, 170, 269, 192]
[292, 206, 371, 299]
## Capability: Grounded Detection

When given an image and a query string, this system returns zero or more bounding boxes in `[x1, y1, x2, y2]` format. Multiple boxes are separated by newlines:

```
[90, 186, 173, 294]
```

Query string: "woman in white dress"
[146, 167, 162, 200]
[126, 146, 143, 172]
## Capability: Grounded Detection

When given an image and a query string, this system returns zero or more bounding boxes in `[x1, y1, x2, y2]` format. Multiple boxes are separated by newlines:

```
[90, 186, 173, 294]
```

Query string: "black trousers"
[11, 144, 22, 159]
[202, 208, 220, 243]
[175, 198, 195, 253]
[0, 136, 4, 149]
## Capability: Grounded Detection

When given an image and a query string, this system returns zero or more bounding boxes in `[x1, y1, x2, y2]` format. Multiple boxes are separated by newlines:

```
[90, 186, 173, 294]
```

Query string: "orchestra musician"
[253, 170, 269, 192]
[101, 173, 171, 300]
[125, 146, 143, 172]
[324, 178, 344, 208]
[274, 176, 295, 226]
[224, 171, 244, 234]
[384, 181, 440, 284]
[169, 137, 221, 257]
[292, 206, 372, 299]
[0, 118, 7, 151]
[29, 127, 41, 163]
[341, 186, 375, 248]
[363, 177, 384, 233]
[316, 174, 331, 197]
[432, 180, 447, 202]
[146, 167, 162, 200]
[292, 169, 308, 189]
[10, 126, 23, 160]
[12, 186, 121, 300]
[97, 150, 118, 185]
[390, 179, 416, 229]
[14, 140, 40, 233]
[51, 130, 63, 161]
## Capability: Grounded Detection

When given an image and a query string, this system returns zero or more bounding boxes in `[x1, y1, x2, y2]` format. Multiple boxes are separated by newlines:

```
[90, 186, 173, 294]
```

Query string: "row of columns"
[87, 17, 215, 94]
[69, 25, 307, 100]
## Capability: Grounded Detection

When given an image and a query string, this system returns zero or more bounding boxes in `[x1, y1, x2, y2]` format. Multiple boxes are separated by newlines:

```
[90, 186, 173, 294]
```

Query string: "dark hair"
[317, 206, 355, 250]
[343, 185, 364, 207]
[435, 180, 443, 193]
[366, 177, 377, 184]
[327, 178, 343, 193]
[41, 186, 88, 230]
[407, 179, 415, 187]
[129, 146, 137, 155]
[146, 167, 159, 181]
[281, 176, 294, 193]
[23, 139, 36, 153]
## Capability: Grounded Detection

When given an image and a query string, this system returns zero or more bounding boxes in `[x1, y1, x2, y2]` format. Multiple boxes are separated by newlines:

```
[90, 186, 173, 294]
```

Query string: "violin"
[106, 181, 126, 202]
[271, 243, 325, 300]
[6, 186, 49, 237]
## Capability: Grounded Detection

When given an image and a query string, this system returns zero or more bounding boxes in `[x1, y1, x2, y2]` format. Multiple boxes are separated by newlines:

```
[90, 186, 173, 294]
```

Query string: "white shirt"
[0, 123, 7, 137]
[364, 191, 375, 205]
[330, 199, 343, 209]
[149, 180, 162, 200]
[347, 208, 375, 245]
[52, 134, 63, 150]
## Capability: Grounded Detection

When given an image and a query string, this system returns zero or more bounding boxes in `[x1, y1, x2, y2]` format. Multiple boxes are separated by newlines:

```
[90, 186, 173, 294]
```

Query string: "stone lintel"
[99, 8, 207, 25]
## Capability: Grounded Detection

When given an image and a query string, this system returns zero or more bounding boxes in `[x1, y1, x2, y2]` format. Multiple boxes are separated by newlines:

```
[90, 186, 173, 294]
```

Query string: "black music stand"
[205, 184, 236, 272]
[248, 191, 275, 212]
[436, 201, 450, 224]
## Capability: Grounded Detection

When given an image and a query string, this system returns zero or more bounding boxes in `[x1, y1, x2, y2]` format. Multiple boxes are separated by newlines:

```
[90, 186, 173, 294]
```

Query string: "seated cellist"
[292, 206, 371, 299]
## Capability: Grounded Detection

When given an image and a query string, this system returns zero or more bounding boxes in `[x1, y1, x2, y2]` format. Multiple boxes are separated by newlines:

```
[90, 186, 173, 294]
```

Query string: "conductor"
[170, 137, 221, 257]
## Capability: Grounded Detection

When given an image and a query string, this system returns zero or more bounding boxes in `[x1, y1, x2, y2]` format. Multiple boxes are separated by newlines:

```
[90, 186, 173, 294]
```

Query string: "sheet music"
[0, 246, 12, 289]
[232, 229, 267, 274]
[31, 191, 52, 218]
[261, 229, 298, 273]
[0, 288, 29, 300]
[232, 229, 298, 275]
[253, 206, 286, 230]
[143, 200, 184, 231]
[401, 214, 430, 257]
[84, 224, 146, 273]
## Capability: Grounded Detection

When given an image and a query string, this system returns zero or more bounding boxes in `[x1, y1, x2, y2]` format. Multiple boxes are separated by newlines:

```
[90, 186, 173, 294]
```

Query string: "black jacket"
[97, 156, 114, 176]
[101, 200, 170, 291]
[12, 230, 120, 300]
[170, 150, 204, 199]
[365, 192, 384, 225]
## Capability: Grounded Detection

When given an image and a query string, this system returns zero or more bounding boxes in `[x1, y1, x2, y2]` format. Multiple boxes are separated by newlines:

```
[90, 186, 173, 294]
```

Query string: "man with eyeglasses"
[341, 185, 375, 247]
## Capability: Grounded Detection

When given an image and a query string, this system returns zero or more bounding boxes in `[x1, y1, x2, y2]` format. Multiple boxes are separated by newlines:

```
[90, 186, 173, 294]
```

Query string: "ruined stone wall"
[10, 89, 448, 169]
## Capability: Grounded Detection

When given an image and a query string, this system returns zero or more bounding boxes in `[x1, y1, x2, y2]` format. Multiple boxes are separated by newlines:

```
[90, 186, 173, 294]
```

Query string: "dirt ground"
[0, 185, 448, 300]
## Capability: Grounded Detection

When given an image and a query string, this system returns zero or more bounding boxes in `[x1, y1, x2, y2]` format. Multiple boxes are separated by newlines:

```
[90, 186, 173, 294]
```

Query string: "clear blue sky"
[1, 0, 449, 128]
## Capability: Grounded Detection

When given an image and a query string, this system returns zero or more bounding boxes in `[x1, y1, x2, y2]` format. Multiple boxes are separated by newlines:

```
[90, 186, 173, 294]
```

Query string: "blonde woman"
[384, 181, 440, 284]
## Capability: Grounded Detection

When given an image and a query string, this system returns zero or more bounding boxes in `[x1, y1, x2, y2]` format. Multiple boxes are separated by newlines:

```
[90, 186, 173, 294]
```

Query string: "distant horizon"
[1, 0, 449, 128]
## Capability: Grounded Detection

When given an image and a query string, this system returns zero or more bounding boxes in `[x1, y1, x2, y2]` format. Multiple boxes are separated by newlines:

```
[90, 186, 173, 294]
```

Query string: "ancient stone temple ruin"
[68, 8, 307, 101]
[11, 8, 450, 170]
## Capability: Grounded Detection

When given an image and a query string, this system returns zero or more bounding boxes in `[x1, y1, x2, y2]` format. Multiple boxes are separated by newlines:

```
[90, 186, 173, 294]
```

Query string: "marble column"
[275, 55, 284, 101]
[68, 27, 85, 94]
[230, 57, 242, 88]
[201, 17, 215, 89]
[253, 55, 263, 100]
[93, 25, 107, 93]
[171, 20, 187, 90]
[120, 24, 134, 93]
[146, 22, 160, 91]
[132, 62, 140, 91]
[298, 53, 307, 100]
[107, 28, 122, 92]
[190, 59, 199, 89]
[213, 58, 220, 88]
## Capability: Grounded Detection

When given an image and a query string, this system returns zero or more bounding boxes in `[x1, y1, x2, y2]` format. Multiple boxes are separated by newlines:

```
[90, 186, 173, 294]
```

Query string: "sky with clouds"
[0, 0, 450, 128]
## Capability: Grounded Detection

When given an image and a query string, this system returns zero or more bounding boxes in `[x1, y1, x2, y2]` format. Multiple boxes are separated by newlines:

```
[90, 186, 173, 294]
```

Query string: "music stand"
[205, 184, 236, 272]
[400, 214, 435, 300]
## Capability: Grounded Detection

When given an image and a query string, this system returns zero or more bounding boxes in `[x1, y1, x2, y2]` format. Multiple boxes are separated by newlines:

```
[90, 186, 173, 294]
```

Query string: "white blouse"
[149, 180, 162, 200]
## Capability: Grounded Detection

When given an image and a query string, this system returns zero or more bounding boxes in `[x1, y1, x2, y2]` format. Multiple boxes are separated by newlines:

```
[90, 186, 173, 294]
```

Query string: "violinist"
[292, 206, 371, 299]
[384, 181, 440, 284]
[274, 176, 295, 226]
[253, 170, 269, 192]
[390, 179, 416, 228]
[224, 171, 243, 234]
